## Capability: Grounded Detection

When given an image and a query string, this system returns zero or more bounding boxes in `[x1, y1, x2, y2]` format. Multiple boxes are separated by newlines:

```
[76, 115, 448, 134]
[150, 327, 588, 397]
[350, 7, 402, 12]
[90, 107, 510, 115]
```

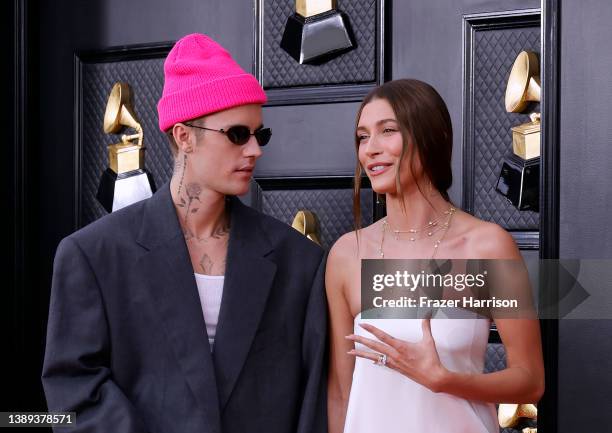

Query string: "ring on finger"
[374, 353, 387, 366]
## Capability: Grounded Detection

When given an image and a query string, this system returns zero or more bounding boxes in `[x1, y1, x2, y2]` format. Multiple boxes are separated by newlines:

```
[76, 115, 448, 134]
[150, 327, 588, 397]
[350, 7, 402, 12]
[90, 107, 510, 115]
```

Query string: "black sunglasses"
[183, 123, 272, 146]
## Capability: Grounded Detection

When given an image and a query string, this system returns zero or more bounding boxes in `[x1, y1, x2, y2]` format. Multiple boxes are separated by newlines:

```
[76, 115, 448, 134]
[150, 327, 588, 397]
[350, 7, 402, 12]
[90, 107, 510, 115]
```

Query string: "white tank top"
[194, 273, 225, 349]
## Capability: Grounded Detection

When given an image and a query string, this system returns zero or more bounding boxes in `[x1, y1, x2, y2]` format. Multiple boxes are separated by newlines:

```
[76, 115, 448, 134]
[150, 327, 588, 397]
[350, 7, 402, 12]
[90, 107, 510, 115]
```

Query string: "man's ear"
[172, 123, 194, 154]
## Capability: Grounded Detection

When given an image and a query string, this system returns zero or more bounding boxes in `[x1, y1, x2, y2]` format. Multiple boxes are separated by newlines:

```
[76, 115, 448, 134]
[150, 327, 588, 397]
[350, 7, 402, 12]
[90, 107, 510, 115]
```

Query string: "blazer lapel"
[212, 196, 277, 410]
[135, 181, 221, 432]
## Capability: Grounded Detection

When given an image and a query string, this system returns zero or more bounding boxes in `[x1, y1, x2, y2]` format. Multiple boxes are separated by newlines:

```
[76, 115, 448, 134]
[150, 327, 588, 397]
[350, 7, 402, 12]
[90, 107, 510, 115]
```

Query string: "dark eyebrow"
[357, 118, 398, 131]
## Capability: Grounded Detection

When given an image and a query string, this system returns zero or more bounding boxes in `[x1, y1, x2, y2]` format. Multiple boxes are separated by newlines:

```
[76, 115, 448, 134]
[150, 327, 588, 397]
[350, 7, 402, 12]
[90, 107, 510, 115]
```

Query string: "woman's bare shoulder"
[328, 221, 382, 261]
[456, 211, 520, 259]
[326, 225, 380, 313]
[326, 232, 359, 285]
[329, 230, 359, 256]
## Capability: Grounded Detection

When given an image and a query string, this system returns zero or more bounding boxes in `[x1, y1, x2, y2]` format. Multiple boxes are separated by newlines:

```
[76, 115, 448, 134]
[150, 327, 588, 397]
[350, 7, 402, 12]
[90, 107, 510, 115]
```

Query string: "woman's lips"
[367, 163, 392, 176]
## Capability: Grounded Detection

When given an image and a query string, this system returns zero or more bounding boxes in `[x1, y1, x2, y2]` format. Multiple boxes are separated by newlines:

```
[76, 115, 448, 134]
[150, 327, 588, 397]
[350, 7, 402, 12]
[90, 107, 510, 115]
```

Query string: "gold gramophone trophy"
[495, 51, 541, 211]
[96, 82, 156, 213]
[291, 210, 321, 245]
[280, 0, 355, 64]
[498, 403, 538, 432]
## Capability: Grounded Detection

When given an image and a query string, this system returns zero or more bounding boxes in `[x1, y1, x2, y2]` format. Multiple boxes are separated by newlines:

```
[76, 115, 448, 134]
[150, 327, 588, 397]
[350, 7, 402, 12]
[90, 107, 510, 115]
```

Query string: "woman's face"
[357, 97, 422, 195]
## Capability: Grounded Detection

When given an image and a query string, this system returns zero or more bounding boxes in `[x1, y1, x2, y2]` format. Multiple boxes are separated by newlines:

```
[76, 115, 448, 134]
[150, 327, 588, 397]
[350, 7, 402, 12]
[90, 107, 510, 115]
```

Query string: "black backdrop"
[8, 1, 612, 432]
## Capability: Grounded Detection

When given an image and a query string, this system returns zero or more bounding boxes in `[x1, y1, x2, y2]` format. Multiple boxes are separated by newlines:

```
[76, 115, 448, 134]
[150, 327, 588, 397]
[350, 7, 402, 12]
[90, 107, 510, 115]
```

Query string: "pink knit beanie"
[157, 33, 267, 132]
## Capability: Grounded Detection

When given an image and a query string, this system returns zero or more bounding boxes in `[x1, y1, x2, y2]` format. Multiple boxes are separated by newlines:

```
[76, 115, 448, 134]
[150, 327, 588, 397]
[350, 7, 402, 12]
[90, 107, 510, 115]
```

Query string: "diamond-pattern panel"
[484, 343, 507, 373]
[260, 188, 373, 249]
[472, 26, 540, 229]
[81, 58, 173, 226]
[262, 0, 377, 88]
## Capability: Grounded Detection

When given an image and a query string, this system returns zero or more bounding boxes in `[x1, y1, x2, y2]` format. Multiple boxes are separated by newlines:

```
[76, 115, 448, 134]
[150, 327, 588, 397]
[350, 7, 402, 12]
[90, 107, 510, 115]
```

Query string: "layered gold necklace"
[378, 206, 456, 259]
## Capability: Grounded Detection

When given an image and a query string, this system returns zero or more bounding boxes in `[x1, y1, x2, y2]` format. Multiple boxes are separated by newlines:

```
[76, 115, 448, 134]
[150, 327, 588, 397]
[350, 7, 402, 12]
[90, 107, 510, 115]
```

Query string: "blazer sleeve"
[41, 236, 150, 433]
[296, 252, 329, 433]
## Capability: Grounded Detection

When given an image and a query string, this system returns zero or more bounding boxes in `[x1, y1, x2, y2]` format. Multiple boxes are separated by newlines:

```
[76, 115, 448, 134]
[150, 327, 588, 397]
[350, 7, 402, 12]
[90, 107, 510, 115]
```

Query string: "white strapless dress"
[343, 312, 498, 433]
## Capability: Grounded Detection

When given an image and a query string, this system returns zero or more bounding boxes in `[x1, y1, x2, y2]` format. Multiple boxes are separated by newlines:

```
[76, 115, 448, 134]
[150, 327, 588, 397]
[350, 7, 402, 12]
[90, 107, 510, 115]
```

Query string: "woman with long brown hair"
[326, 79, 544, 433]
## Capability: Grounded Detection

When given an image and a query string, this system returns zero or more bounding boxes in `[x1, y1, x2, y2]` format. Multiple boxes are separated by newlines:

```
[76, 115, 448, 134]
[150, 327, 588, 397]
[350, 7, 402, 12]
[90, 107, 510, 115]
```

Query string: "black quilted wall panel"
[80, 57, 172, 226]
[78, 52, 371, 236]
[485, 343, 507, 373]
[468, 22, 540, 230]
[255, 185, 373, 250]
[260, 0, 377, 88]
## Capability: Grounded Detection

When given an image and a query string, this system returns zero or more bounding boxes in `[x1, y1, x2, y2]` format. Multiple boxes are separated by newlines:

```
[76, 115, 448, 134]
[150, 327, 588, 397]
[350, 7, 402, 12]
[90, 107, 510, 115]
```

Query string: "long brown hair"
[353, 79, 454, 231]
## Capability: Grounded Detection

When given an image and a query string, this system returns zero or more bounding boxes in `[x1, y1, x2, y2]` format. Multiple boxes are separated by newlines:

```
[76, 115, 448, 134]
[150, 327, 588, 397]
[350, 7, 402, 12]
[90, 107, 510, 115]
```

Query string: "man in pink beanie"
[43, 33, 327, 433]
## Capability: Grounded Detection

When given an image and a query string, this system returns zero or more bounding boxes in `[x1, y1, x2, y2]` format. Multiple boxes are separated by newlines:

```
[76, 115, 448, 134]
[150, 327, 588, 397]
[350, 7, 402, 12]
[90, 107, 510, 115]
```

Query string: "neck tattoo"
[176, 153, 187, 197]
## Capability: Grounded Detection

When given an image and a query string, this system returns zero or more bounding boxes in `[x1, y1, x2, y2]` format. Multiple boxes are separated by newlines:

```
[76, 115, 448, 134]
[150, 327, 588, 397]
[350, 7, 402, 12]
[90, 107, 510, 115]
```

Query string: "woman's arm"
[326, 234, 359, 433]
[438, 317, 544, 403]
[436, 224, 544, 402]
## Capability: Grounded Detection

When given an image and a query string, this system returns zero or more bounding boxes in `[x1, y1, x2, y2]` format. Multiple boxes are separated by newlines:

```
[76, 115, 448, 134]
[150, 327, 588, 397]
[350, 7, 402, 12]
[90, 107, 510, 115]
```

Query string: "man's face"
[174, 104, 265, 197]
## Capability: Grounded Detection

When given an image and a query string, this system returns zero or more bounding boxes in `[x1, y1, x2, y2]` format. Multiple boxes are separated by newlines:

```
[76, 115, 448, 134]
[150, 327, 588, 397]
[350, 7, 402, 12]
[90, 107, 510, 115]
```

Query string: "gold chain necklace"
[378, 206, 456, 259]
[386, 211, 447, 239]
[388, 220, 447, 241]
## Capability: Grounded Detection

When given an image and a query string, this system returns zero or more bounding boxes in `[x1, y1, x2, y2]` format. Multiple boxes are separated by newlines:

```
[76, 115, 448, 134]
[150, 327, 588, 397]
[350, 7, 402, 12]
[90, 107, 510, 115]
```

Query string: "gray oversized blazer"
[42, 180, 327, 433]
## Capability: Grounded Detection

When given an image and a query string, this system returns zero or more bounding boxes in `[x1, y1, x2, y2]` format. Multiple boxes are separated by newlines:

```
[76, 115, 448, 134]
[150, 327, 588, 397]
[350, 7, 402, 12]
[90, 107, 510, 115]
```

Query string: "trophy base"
[280, 9, 355, 64]
[495, 153, 539, 212]
[97, 168, 156, 213]
[511, 121, 540, 160]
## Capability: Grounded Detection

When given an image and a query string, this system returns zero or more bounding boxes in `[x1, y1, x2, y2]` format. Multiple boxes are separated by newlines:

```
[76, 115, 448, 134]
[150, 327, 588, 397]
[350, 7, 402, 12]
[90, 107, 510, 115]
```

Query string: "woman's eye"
[383, 128, 397, 134]
[358, 135, 369, 142]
